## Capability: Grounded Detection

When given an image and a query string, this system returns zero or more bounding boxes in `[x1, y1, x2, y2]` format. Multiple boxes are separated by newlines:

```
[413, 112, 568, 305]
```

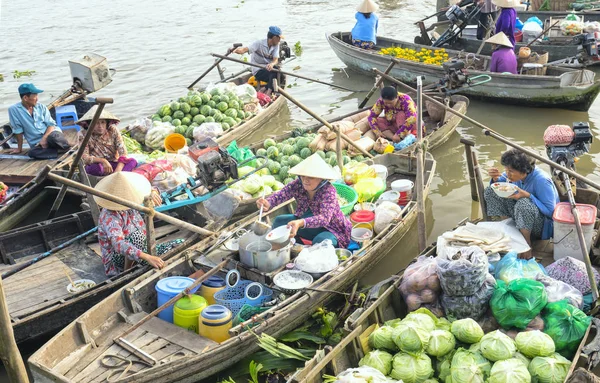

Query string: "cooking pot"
[238, 230, 294, 273]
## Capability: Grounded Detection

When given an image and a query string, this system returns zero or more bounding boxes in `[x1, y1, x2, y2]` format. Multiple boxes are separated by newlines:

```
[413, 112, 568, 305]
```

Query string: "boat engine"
[440, 59, 468, 91]
[279, 41, 292, 62]
[445, 5, 469, 27]
[189, 138, 239, 191]
[574, 33, 600, 62]
[545, 122, 593, 171]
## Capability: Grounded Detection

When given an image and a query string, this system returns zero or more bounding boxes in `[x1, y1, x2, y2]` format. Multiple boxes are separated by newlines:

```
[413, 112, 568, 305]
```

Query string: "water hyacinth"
[451, 318, 484, 344]
[488, 358, 531, 383]
[390, 352, 434, 383]
[528, 353, 572, 383]
[479, 330, 516, 362]
[358, 350, 393, 375]
[515, 330, 555, 358]
[426, 330, 456, 357]
[450, 348, 491, 383]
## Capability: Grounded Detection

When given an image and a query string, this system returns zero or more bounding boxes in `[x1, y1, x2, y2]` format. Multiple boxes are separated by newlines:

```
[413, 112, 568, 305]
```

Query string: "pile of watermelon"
[151, 88, 254, 145]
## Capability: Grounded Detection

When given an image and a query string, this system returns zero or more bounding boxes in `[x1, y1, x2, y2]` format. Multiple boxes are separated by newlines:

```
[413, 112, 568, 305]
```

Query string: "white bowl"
[273, 270, 313, 293]
[491, 182, 518, 198]
[266, 226, 291, 244]
[67, 279, 96, 294]
[353, 202, 377, 212]
[378, 191, 400, 203]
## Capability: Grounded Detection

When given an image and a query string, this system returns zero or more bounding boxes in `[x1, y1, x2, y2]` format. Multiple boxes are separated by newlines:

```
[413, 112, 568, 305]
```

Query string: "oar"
[524, 20, 560, 49]
[359, 61, 396, 108]
[187, 43, 242, 90]
[211, 53, 359, 92]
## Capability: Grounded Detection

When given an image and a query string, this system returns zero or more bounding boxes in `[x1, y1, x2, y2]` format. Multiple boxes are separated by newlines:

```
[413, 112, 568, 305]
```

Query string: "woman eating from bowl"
[95, 172, 185, 276]
[256, 154, 352, 248]
[484, 149, 559, 260]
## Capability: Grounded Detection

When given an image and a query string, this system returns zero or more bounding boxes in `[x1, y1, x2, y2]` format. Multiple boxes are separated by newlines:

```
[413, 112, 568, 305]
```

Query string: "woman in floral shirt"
[256, 154, 352, 247]
[77, 106, 138, 176]
[95, 172, 184, 276]
[368, 86, 422, 143]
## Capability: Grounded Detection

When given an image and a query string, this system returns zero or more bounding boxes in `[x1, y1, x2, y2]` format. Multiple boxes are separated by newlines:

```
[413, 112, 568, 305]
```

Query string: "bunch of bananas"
[379, 46, 450, 66]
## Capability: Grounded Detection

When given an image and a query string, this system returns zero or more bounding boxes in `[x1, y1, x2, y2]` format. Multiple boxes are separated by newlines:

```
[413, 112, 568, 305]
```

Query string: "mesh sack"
[436, 246, 489, 296]
[441, 273, 496, 320]
[543, 125, 574, 146]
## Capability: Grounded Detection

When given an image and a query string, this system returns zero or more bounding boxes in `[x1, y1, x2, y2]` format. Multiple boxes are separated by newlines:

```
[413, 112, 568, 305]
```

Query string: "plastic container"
[391, 180, 414, 205]
[199, 276, 226, 305]
[155, 276, 199, 323]
[351, 226, 373, 246]
[371, 164, 388, 182]
[164, 133, 186, 153]
[198, 304, 232, 343]
[350, 210, 375, 231]
[173, 295, 208, 334]
[553, 202, 597, 262]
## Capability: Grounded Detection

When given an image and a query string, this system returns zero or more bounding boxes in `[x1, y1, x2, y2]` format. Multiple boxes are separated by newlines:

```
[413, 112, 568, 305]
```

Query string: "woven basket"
[333, 182, 359, 215]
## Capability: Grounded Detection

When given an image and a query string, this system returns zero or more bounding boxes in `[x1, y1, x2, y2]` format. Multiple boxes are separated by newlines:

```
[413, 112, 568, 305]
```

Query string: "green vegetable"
[451, 318, 484, 344]
[171, 118, 181, 127]
[266, 146, 279, 159]
[221, 122, 230, 131]
[208, 100, 217, 109]
[238, 166, 255, 178]
[272, 181, 284, 191]
[543, 300, 590, 358]
[122, 134, 143, 153]
[328, 156, 337, 167]
[368, 326, 397, 352]
[479, 330, 516, 362]
[229, 99, 240, 110]
[261, 175, 276, 188]
[390, 352, 434, 383]
[528, 353, 571, 383]
[283, 144, 295, 156]
[256, 148, 267, 157]
[200, 92, 211, 103]
[200, 105, 212, 116]
[404, 312, 436, 331]
[300, 147, 312, 159]
[392, 320, 431, 353]
[212, 95, 221, 103]
[180, 103, 191, 114]
[426, 330, 456, 357]
[264, 138, 276, 149]
[288, 154, 302, 167]
[359, 350, 393, 375]
[237, 109, 245, 119]
[205, 116, 215, 123]
[162, 115, 172, 123]
[268, 161, 281, 175]
[436, 350, 455, 382]
[513, 352, 531, 368]
[158, 104, 171, 117]
[217, 101, 228, 112]
[515, 330, 555, 358]
[181, 117, 191, 126]
[262, 185, 273, 195]
[242, 175, 263, 194]
[316, 150, 326, 159]
[213, 111, 224, 122]
[170, 101, 181, 111]
[284, 177, 294, 185]
[450, 348, 491, 383]
[278, 165, 289, 181]
[225, 108, 237, 118]
[488, 358, 531, 383]
[355, 154, 365, 162]
[296, 137, 310, 150]
[193, 114, 206, 125]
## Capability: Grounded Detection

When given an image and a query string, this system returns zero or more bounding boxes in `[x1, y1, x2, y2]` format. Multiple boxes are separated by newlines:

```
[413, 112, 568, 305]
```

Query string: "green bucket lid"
[175, 294, 207, 311]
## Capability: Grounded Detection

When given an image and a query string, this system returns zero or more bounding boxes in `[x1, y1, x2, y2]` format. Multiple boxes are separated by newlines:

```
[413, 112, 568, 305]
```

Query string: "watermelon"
[266, 146, 279, 159]
[326, 151, 337, 159]
[281, 144, 294, 156]
[296, 137, 311, 150]
[221, 122, 230, 131]
[213, 112, 224, 123]
[225, 108, 238, 118]
[171, 118, 181, 127]
[276, 143, 284, 151]
[162, 116, 172, 123]
[173, 110, 185, 120]
[178, 97, 186, 103]
[256, 148, 268, 157]
[170, 101, 181, 111]
[220, 95, 230, 103]
[235, 117, 242, 124]
[200, 105, 211, 116]
[354, 155, 365, 162]
[236, 109, 245, 119]
[289, 154, 302, 167]
[181, 103, 191, 114]
[279, 165, 289, 180]
[193, 114, 206, 124]
[185, 113, 192, 120]
[343, 155, 351, 165]
[264, 138, 276, 149]
[191, 95, 203, 106]
[151, 114, 162, 122]
[181, 117, 191, 126]
[186, 138, 192, 146]
[216, 102, 228, 112]
[190, 107, 199, 116]
[212, 95, 221, 103]
[209, 88, 221, 96]
[268, 161, 281, 175]
[205, 116, 215, 123]
[284, 177, 295, 185]
[186, 126, 195, 138]
[174, 126, 185, 135]
[223, 117, 236, 126]
[208, 108, 217, 117]
[158, 105, 171, 117]
[200, 93, 211, 103]
[207, 100, 217, 108]
[316, 150, 326, 159]
[228, 100, 240, 110]
[300, 147, 312, 159]
[328, 156, 337, 166]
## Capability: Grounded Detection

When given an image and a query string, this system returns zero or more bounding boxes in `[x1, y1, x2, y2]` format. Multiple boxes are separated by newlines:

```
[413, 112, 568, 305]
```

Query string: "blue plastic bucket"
[155, 276, 199, 323]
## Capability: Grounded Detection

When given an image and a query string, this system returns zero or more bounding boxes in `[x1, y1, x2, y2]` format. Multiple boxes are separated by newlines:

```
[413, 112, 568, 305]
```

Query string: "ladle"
[252, 189, 270, 236]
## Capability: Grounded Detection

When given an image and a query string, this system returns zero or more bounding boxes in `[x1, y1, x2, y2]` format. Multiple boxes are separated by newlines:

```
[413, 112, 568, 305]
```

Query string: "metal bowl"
[273, 270, 313, 294]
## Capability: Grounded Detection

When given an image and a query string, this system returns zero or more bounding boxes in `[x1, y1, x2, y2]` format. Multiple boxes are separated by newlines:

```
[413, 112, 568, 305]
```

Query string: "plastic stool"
[55, 105, 80, 131]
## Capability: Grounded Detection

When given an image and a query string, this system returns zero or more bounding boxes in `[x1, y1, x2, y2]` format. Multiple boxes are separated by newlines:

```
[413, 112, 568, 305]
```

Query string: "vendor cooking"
[256, 154, 352, 248]
[368, 86, 422, 144]
[485, 149, 559, 260]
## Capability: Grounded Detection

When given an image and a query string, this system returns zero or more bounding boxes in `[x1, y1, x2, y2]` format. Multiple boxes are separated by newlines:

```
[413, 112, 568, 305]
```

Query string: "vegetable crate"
[546, 16, 584, 43]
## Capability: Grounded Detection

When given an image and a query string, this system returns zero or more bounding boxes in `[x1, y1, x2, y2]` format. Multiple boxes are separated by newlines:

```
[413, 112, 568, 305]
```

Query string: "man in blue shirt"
[8, 83, 71, 159]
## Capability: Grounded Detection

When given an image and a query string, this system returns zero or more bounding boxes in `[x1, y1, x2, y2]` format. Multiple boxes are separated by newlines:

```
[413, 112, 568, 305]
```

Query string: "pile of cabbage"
[354, 308, 572, 383]
[229, 167, 285, 199]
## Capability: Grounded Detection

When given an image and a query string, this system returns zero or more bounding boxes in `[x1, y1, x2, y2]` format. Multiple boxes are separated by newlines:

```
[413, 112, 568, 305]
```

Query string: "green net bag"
[543, 300, 591, 358]
[490, 279, 547, 329]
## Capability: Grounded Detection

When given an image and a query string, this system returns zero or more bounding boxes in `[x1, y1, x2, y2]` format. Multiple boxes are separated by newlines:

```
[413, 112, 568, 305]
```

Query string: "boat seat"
[55, 105, 81, 132]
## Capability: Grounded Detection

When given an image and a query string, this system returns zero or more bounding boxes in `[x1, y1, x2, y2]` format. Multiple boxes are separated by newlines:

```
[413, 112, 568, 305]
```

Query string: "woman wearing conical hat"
[351, 0, 380, 49]
[95, 172, 184, 276]
[256, 154, 352, 248]
[486, 32, 518, 74]
[493, 0, 519, 47]
[77, 106, 138, 176]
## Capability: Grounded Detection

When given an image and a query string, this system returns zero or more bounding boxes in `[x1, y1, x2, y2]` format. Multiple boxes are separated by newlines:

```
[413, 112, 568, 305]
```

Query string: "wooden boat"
[327, 32, 600, 111]
[435, 6, 600, 23]
[28, 151, 436, 383]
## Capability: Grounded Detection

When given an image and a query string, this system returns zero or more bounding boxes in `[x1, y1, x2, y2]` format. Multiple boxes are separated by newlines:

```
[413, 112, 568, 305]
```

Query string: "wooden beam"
[0, 276, 29, 383]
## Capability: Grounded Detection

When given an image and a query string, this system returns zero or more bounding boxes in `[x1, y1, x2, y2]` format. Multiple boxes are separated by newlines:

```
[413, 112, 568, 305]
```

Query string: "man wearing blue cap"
[233, 26, 285, 95]
[7, 83, 70, 159]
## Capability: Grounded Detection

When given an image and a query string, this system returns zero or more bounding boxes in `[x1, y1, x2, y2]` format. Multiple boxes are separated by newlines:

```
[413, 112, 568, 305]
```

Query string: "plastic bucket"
[173, 295, 207, 334]
[351, 226, 373, 244]
[155, 276, 199, 323]
[391, 180, 414, 206]
[164, 133, 187, 153]
[350, 210, 375, 231]
[371, 164, 388, 182]
[198, 304, 232, 343]
[199, 276, 226, 305]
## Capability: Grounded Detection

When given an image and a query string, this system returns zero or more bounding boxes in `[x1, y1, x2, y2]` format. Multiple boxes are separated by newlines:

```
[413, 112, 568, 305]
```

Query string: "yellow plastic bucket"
[173, 295, 207, 334]
[198, 304, 232, 343]
[199, 276, 226, 305]
[164, 133, 187, 153]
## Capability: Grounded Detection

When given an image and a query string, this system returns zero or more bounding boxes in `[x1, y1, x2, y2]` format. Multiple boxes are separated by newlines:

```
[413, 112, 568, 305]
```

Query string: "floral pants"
[109, 230, 184, 273]
[484, 187, 544, 238]
[352, 39, 375, 49]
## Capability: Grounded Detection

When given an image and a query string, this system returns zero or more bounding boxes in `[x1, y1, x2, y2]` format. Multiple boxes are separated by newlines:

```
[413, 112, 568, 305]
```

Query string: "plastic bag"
[436, 246, 489, 296]
[561, 19, 584, 36]
[343, 162, 376, 185]
[152, 167, 189, 192]
[164, 153, 197, 176]
[393, 134, 416, 151]
[354, 177, 385, 202]
[399, 256, 442, 313]
[525, 16, 544, 28]
[543, 300, 591, 358]
[374, 201, 403, 234]
[226, 141, 256, 168]
[584, 21, 600, 33]
[565, 12, 581, 22]
[490, 279, 547, 330]
[243, 98, 263, 114]
[234, 83, 258, 104]
[515, 17, 524, 31]
[373, 138, 391, 154]
[535, 273, 584, 309]
[494, 251, 547, 283]
[130, 117, 153, 144]
[348, 136, 375, 155]
[295, 240, 338, 274]
[205, 82, 236, 96]
[522, 20, 543, 43]
[546, 256, 600, 295]
[145, 123, 174, 151]
[333, 367, 392, 383]
[132, 159, 172, 182]
[223, 188, 253, 201]
[193, 123, 223, 142]
[441, 273, 496, 320]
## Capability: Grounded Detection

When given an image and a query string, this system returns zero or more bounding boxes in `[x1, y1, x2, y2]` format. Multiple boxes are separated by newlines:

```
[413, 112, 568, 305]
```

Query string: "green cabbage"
[257, 167, 270, 176]
[469, 342, 481, 353]
[404, 312, 437, 332]
[262, 185, 273, 195]
[515, 330, 555, 358]
[479, 330, 516, 361]
[368, 326, 397, 352]
[426, 330, 456, 357]
[436, 317, 452, 332]
[237, 166, 255, 178]
[436, 350, 455, 382]
[422, 380, 440, 383]
[390, 352, 434, 383]
[528, 353, 571, 383]
[261, 175, 276, 188]
[242, 175, 262, 194]
[451, 318, 484, 344]
[513, 352, 531, 368]
[450, 348, 491, 383]
[358, 350, 393, 375]
[488, 358, 531, 383]
[272, 181, 284, 191]
[392, 320, 431, 353]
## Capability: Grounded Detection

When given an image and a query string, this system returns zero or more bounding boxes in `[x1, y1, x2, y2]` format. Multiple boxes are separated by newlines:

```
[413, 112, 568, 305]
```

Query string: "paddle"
[187, 43, 242, 90]
[524, 20, 560, 49]
[211, 53, 360, 92]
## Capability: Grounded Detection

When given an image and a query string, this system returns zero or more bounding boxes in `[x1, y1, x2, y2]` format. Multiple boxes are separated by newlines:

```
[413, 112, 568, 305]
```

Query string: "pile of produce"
[378, 47, 450, 66]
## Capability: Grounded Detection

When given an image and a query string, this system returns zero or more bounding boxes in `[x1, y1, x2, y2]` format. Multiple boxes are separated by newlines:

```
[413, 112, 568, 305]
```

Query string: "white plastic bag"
[205, 82, 236, 96]
[374, 201, 403, 234]
[193, 123, 223, 142]
[522, 21, 543, 44]
[295, 239, 338, 274]
[130, 117, 153, 144]
[437, 246, 489, 296]
[334, 367, 393, 383]
[535, 273, 584, 309]
[235, 84, 258, 104]
[152, 167, 189, 192]
[145, 123, 174, 150]
[164, 153, 197, 176]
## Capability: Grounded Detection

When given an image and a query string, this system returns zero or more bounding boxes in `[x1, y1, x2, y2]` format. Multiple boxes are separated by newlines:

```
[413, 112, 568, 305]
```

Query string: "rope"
[101, 351, 186, 382]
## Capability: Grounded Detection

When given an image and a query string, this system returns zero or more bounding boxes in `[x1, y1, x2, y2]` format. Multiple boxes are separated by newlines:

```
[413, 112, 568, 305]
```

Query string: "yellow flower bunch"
[379, 46, 450, 66]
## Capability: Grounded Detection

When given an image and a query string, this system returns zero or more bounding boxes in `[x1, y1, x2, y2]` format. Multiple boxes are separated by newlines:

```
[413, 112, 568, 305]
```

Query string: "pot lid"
[155, 276, 195, 295]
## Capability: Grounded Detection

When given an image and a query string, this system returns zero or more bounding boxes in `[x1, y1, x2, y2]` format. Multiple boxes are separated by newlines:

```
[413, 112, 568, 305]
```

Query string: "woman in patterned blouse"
[77, 106, 138, 176]
[95, 172, 184, 276]
[256, 154, 352, 248]
[368, 86, 421, 143]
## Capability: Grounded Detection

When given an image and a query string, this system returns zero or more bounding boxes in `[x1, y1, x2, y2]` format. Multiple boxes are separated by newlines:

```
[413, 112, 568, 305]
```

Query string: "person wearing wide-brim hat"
[351, 0, 380, 49]
[77, 105, 138, 176]
[256, 154, 352, 248]
[95, 172, 184, 276]
[492, 0, 519, 47]
[486, 32, 518, 74]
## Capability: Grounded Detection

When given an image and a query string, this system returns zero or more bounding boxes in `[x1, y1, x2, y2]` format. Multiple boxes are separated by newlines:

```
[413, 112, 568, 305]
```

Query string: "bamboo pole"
[44, 168, 216, 237]
[336, 131, 343, 173]
[359, 61, 396, 108]
[275, 86, 375, 159]
[144, 197, 156, 256]
[187, 44, 242, 89]
[461, 138, 479, 201]
[472, 151, 489, 220]
[372, 69, 600, 193]
[0, 276, 29, 383]
[415, 77, 427, 252]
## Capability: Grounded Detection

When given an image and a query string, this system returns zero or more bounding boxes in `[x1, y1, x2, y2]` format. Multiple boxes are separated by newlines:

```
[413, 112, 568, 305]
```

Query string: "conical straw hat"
[78, 105, 120, 123]
[289, 154, 341, 180]
[93, 172, 152, 211]
[486, 32, 514, 48]
[357, 0, 379, 13]
[492, 0, 520, 8]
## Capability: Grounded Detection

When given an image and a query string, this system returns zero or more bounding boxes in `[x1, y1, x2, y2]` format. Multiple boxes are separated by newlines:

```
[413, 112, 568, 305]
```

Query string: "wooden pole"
[358, 61, 396, 108]
[0, 276, 29, 383]
[336, 131, 343, 174]
[187, 44, 242, 89]
[275, 87, 375, 159]
[44, 168, 216, 237]
[415, 77, 427, 252]
[48, 97, 114, 219]
[461, 138, 479, 201]
[472, 151, 489, 220]
[373, 69, 600, 193]
[144, 197, 156, 256]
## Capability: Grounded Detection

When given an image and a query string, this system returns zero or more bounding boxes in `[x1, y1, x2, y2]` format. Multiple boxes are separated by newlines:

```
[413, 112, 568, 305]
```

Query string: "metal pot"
[238, 231, 294, 273]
